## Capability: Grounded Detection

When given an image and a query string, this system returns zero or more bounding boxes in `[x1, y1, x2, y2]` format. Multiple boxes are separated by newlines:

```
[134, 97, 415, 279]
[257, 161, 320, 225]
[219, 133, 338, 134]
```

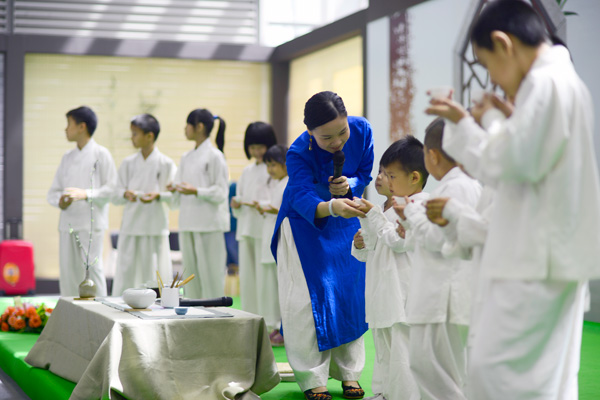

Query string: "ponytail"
[186, 109, 226, 153]
[214, 116, 226, 153]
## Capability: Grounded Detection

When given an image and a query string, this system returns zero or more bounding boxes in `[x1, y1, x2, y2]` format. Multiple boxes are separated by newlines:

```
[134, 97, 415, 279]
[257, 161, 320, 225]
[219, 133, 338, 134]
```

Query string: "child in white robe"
[426, 2, 600, 398]
[111, 114, 177, 295]
[352, 136, 430, 400]
[168, 109, 230, 299]
[231, 122, 277, 315]
[47, 106, 117, 296]
[257, 144, 289, 345]
[395, 118, 481, 400]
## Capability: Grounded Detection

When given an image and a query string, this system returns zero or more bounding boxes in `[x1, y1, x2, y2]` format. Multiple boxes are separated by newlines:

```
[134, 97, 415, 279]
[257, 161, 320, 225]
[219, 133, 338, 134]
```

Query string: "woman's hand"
[331, 198, 366, 219]
[166, 183, 177, 193]
[329, 176, 350, 197]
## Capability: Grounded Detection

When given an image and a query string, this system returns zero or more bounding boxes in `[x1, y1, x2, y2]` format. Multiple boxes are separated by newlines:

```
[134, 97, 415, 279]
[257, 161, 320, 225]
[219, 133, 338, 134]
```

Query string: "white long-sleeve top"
[440, 185, 495, 261]
[47, 139, 117, 232]
[113, 148, 177, 236]
[261, 175, 289, 264]
[351, 192, 430, 328]
[172, 140, 230, 233]
[443, 45, 600, 281]
[233, 162, 270, 240]
[402, 167, 481, 325]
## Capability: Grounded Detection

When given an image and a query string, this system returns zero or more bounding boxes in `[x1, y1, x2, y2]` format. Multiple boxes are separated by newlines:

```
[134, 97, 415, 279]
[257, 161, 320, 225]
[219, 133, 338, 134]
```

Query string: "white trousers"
[239, 237, 262, 315]
[372, 324, 419, 400]
[409, 323, 468, 400]
[112, 235, 173, 296]
[258, 262, 282, 331]
[468, 279, 587, 400]
[179, 231, 226, 299]
[277, 219, 365, 392]
[59, 230, 107, 297]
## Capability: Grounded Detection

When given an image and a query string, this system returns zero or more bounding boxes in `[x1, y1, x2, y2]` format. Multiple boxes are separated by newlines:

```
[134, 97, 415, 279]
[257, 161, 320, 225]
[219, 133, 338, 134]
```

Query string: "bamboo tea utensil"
[171, 271, 181, 288]
[176, 274, 195, 288]
[156, 271, 164, 298]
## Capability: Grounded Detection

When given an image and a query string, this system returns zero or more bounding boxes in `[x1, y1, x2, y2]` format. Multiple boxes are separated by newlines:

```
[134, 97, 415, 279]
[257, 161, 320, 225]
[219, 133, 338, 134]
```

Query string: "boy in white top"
[257, 144, 289, 344]
[426, 2, 600, 398]
[395, 118, 481, 400]
[47, 106, 117, 296]
[111, 114, 177, 295]
[352, 136, 429, 400]
[168, 109, 230, 299]
[231, 122, 276, 315]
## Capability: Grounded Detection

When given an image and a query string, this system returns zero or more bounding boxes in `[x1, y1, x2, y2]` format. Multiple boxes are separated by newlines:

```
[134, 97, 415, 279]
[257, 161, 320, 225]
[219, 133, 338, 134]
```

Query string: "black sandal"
[304, 389, 332, 400]
[342, 382, 365, 399]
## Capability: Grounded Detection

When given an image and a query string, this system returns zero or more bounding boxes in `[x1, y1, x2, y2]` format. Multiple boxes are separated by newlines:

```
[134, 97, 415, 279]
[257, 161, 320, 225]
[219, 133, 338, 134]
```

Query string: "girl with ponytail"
[167, 108, 230, 298]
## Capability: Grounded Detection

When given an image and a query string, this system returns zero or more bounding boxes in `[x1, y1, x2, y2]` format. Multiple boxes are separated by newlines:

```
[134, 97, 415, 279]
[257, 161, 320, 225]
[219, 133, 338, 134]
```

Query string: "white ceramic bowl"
[122, 288, 157, 309]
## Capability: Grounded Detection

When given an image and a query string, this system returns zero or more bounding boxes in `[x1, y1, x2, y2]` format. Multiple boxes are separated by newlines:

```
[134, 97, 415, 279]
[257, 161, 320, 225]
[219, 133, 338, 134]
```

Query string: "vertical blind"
[13, 0, 259, 44]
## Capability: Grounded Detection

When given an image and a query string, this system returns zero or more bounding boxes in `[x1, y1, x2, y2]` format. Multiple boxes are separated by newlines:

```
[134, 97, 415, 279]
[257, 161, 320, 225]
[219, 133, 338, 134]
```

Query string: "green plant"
[556, 0, 577, 16]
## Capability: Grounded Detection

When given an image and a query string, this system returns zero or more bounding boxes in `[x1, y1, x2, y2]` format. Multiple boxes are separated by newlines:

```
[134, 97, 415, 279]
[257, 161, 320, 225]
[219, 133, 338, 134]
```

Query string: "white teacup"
[428, 86, 453, 100]
[161, 287, 180, 308]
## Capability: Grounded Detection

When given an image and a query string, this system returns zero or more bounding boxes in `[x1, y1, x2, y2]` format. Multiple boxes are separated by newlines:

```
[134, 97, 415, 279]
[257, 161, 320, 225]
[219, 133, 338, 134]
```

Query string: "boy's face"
[374, 166, 392, 198]
[383, 161, 415, 197]
[248, 144, 268, 162]
[473, 39, 522, 98]
[65, 116, 86, 142]
[266, 160, 287, 180]
[130, 125, 153, 149]
[309, 115, 350, 154]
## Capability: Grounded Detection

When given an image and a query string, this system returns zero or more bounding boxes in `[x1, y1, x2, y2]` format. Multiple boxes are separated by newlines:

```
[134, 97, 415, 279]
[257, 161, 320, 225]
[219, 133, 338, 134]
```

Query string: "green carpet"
[0, 296, 599, 399]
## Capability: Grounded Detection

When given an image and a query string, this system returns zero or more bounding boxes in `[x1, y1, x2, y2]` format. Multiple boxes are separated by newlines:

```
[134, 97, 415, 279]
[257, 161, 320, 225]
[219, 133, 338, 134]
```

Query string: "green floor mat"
[0, 296, 599, 399]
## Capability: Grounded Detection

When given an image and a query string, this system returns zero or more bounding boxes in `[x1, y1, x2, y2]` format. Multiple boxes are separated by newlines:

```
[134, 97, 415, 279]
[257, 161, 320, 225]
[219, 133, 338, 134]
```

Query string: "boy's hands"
[329, 176, 350, 197]
[59, 194, 73, 210]
[392, 196, 411, 220]
[353, 230, 365, 249]
[174, 182, 197, 195]
[124, 190, 137, 202]
[64, 188, 87, 201]
[425, 97, 469, 124]
[426, 198, 450, 227]
[166, 183, 177, 193]
[396, 222, 406, 239]
[353, 197, 374, 215]
[140, 192, 160, 203]
[230, 197, 241, 209]
[259, 204, 278, 215]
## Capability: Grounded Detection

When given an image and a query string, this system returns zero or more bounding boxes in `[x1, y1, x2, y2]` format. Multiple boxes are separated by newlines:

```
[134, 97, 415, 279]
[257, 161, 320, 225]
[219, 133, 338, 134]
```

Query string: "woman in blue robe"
[272, 91, 374, 400]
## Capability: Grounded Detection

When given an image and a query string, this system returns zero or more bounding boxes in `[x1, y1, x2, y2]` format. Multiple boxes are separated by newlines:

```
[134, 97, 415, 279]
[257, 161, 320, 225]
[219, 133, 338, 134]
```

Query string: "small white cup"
[393, 196, 407, 205]
[471, 89, 486, 104]
[161, 287, 180, 308]
[428, 86, 453, 100]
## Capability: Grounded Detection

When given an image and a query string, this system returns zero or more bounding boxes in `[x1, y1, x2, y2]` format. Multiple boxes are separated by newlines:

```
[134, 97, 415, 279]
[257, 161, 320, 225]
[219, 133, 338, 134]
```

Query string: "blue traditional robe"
[272, 116, 374, 351]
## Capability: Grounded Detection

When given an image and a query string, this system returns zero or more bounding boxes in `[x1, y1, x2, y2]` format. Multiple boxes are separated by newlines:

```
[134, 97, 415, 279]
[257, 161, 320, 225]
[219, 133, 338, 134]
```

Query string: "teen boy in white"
[426, 1, 600, 398]
[48, 106, 117, 296]
[112, 114, 177, 295]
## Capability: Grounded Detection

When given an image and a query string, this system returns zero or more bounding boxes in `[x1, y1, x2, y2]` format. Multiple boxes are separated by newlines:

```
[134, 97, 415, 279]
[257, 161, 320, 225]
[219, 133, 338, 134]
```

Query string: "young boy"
[258, 144, 289, 345]
[395, 118, 481, 400]
[47, 106, 117, 296]
[111, 114, 177, 295]
[426, 1, 600, 398]
[352, 136, 429, 400]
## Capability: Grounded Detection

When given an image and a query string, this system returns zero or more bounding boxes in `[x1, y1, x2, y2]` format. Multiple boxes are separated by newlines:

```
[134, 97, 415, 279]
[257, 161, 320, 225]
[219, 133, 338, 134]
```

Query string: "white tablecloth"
[25, 298, 280, 400]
